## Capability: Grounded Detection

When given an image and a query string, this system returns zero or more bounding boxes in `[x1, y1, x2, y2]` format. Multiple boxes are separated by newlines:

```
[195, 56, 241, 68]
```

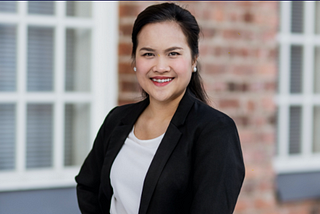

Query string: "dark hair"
[132, 2, 208, 104]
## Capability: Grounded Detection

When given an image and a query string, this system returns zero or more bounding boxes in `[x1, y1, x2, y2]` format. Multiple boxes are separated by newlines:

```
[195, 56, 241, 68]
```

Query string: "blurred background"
[0, 1, 319, 214]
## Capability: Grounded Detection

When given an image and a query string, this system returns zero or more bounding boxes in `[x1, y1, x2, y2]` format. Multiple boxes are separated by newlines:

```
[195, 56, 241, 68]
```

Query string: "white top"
[109, 127, 164, 214]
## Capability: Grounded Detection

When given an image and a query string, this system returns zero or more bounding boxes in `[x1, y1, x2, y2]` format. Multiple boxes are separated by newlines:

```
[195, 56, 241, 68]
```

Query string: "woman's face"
[135, 21, 196, 104]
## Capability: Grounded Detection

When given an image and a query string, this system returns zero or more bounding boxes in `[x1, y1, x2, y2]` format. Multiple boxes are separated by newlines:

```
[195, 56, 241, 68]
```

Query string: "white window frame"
[0, 2, 118, 191]
[274, 1, 320, 174]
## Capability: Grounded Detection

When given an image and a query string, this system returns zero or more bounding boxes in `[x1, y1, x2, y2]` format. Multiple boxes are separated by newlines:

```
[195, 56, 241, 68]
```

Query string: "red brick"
[202, 64, 227, 75]
[227, 82, 249, 92]
[118, 98, 134, 106]
[204, 81, 227, 92]
[208, 9, 224, 22]
[238, 129, 255, 144]
[233, 116, 250, 127]
[254, 197, 275, 209]
[119, 24, 133, 37]
[223, 29, 242, 39]
[118, 43, 132, 56]
[234, 199, 250, 212]
[232, 65, 256, 75]
[120, 80, 139, 93]
[243, 11, 254, 23]
[242, 30, 256, 41]
[236, 1, 255, 8]
[201, 27, 216, 38]
[247, 100, 255, 112]
[119, 62, 134, 74]
[262, 97, 276, 112]
[268, 114, 276, 126]
[219, 99, 240, 109]
[119, 4, 140, 17]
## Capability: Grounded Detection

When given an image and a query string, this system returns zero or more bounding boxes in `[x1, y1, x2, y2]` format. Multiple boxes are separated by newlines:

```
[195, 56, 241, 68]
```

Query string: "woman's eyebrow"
[165, 47, 183, 52]
[139, 47, 183, 52]
[139, 47, 155, 52]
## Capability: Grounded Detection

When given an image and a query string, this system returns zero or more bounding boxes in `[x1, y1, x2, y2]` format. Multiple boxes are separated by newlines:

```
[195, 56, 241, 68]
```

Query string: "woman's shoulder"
[189, 99, 241, 148]
[105, 101, 142, 120]
[110, 102, 137, 114]
[191, 99, 237, 129]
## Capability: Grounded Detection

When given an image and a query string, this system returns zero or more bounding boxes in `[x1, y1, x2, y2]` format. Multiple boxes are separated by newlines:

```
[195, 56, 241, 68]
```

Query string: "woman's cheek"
[135, 58, 152, 75]
[173, 58, 192, 77]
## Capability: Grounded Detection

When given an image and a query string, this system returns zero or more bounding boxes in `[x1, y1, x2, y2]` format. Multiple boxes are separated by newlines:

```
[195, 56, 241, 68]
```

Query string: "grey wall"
[0, 187, 80, 214]
[276, 171, 320, 201]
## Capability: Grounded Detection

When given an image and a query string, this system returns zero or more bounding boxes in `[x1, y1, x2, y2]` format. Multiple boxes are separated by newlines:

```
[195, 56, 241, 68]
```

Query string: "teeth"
[152, 78, 172, 83]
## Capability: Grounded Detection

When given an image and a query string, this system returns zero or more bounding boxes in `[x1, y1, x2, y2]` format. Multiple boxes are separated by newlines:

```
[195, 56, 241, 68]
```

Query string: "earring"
[133, 67, 136, 72]
[193, 67, 197, 72]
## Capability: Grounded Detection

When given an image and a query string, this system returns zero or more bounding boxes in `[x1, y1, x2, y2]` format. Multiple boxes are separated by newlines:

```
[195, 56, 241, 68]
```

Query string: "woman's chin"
[148, 91, 185, 104]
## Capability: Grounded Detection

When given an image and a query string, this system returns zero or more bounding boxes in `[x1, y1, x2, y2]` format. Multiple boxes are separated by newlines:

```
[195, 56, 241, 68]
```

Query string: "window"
[275, 1, 320, 173]
[0, 2, 118, 191]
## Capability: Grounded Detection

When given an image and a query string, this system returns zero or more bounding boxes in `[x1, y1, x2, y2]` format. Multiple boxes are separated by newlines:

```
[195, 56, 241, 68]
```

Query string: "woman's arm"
[75, 107, 117, 214]
[191, 117, 245, 214]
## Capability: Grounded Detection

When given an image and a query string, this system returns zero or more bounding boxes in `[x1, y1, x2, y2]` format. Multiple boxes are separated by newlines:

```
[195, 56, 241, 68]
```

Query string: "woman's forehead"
[137, 21, 188, 49]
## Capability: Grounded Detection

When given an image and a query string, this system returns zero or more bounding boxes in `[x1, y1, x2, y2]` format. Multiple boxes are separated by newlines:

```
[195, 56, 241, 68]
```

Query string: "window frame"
[0, 2, 118, 191]
[274, 1, 320, 174]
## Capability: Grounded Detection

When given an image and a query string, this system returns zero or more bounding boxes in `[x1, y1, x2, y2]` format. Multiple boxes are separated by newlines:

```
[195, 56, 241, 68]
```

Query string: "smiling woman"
[135, 21, 193, 107]
[132, 21, 196, 140]
[76, 3, 245, 214]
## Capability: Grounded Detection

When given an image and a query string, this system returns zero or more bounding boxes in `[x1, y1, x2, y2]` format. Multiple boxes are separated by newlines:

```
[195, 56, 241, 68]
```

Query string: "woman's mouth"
[151, 77, 174, 86]
[152, 78, 173, 83]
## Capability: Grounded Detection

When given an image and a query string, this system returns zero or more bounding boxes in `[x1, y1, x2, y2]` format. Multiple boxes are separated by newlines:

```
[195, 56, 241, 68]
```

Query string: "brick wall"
[118, 2, 319, 213]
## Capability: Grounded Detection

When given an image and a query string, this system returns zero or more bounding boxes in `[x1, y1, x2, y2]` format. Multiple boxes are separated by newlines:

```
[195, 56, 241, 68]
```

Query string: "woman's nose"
[152, 56, 170, 73]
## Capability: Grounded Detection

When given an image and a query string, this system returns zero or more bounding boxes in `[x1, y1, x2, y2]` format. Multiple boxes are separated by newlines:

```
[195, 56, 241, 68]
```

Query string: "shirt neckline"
[131, 126, 165, 143]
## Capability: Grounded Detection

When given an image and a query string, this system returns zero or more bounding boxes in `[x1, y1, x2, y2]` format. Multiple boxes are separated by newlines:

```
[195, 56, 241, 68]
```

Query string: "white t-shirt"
[109, 127, 164, 214]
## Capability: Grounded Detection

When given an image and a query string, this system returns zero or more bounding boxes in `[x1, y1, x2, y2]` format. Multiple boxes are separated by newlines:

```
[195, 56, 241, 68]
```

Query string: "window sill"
[273, 155, 320, 174]
[0, 167, 79, 192]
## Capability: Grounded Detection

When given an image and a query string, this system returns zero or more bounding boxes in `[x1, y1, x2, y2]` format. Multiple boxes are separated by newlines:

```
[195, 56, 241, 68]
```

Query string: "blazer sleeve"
[75, 107, 117, 214]
[190, 116, 245, 214]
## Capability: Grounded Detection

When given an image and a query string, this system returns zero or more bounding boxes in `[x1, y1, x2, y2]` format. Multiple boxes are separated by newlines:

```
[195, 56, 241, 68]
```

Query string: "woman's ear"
[131, 61, 136, 72]
[192, 56, 198, 68]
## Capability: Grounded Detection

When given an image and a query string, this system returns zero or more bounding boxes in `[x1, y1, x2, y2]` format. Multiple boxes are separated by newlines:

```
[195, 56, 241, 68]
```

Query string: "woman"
[76, 3, 245, 214]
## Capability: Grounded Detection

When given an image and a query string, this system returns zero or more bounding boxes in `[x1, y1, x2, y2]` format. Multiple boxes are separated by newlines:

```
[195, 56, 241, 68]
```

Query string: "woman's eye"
[169, 52, 180, 56]
[143, 53, 154, 57]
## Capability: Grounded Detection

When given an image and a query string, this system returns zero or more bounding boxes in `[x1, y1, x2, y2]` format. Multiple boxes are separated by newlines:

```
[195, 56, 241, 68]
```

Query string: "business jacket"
[75, 90, 245, 214]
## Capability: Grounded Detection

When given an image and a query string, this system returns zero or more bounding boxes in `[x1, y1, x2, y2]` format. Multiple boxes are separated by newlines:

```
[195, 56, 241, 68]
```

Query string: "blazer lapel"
[139, 90, 195, 214]
[102, 98, 149, 197]
[105, 99, 149, 159]
[104, 124, 132, 168]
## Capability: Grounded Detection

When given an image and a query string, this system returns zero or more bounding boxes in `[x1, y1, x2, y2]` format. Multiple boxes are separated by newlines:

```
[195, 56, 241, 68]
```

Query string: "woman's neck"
[146, 91, 185, 122]
[133, 90, 186, 140]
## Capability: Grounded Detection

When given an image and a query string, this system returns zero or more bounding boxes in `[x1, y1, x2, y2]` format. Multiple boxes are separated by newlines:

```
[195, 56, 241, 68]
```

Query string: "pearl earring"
[133, 67, 136, 72]
[193, 67, 197, 72]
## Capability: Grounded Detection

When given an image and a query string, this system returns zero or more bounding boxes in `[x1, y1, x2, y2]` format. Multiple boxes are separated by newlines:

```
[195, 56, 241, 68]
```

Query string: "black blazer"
[75, 90, 245, 214]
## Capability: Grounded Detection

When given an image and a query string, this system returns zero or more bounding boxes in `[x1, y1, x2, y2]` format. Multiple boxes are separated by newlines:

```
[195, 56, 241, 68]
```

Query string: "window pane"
[65, 29, 91, 92]
[0, 104, 15, 171]
[66, 2, 91, 17]
[27, 26, 54, 91]
[291, 1, 304, 33]
[315, 2, 320, 34]
[64, 103, 90, 166]
[315, 47, 320, 93]
[290, 46, 303, 93]
[28, 2, 55, 15]
[0, 2, 16, 13]
[289, 106, 302, 154]
[0, 24, 16, 91]
[313, 106, 320, 153]
[26, 104, 53, 169]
